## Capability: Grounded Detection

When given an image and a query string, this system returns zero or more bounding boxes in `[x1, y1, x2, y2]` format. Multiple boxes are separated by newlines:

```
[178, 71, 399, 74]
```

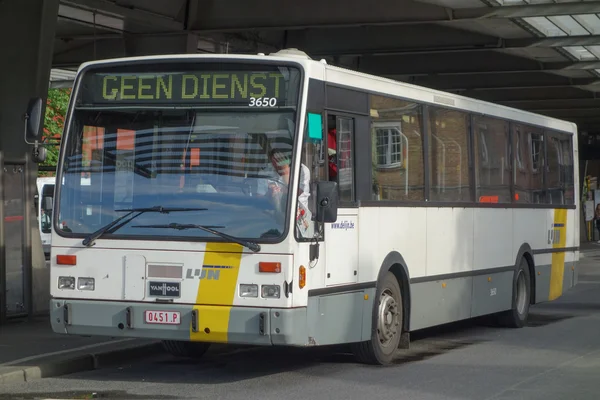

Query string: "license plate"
[144, 310, 181, 325]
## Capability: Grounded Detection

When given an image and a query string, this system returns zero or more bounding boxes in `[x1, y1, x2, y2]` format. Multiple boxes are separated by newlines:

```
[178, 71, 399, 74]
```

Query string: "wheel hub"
[377, 289, 400, 346]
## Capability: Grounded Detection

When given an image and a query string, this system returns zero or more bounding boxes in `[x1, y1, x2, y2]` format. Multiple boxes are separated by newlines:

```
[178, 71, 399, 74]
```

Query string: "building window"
[374, 125, 404, 168]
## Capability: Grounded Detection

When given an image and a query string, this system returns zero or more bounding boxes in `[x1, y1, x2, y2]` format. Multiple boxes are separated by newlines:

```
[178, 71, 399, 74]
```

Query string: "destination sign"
[82, 69, 300, 107]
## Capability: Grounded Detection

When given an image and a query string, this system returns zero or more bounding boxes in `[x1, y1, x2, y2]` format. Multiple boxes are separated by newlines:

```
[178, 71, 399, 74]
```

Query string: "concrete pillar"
[124, 33, 199, 56]
[0, 0, 59, 322]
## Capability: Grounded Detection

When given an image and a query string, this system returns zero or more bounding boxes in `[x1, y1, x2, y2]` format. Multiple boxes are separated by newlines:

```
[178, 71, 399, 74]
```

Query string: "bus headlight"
[261, 285, 280, 299]
[58, 276, 75, 290]
[239, 284, 258, 298]
[77, 277, 95, 291]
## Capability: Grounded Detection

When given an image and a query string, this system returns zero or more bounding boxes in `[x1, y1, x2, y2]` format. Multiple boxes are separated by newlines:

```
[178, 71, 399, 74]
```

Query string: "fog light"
[261, 285, 280, 299]
[78, 277, 95, 291]
[239, 284, 258, 298]
[58, 276, 75, 290]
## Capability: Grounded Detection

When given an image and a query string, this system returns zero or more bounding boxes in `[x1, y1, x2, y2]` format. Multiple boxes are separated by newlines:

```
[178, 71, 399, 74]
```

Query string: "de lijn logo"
[148, 281, 180, 297]
[186, 265, 234, 281]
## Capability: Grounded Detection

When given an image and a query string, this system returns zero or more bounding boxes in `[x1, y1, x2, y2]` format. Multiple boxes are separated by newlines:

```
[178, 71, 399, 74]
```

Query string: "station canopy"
[51, 0, 600, 132]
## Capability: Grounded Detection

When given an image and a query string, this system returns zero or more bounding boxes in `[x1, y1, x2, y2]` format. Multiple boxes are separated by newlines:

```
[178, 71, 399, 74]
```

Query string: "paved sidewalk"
[0, 315, 161, 384]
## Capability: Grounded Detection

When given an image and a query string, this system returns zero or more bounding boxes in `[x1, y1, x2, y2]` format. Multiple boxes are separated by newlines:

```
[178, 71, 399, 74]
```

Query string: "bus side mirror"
[25, 97, 43, 141]
[24, 97, 47, 164]
[314, 181, 338, 223]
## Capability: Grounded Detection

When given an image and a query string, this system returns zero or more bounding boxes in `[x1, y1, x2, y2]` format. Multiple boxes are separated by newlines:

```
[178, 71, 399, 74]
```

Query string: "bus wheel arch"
[352, 251, 411, 365]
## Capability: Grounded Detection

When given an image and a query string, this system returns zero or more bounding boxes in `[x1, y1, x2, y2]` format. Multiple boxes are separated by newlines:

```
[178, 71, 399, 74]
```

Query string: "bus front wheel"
[161, 340, 210, 359]
[352, 271, 403, 365]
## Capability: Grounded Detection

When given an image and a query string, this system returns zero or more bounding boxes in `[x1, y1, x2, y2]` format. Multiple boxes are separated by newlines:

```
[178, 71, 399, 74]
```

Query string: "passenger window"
[472, 115, 511, 204]
[369, 95, 424, 201]
[513, 124, 544, 204]
[545, 130, 575, 205]
[428, 107, 471, 202]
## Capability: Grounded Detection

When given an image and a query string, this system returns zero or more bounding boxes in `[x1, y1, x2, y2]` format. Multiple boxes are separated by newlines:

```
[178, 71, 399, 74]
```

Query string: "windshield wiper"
[82, 206, 207, 247]
[131, 222, 261, 253]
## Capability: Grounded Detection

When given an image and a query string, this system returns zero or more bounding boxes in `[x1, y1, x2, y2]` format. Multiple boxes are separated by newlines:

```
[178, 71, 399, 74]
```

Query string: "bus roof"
[73, 49, 577, 135]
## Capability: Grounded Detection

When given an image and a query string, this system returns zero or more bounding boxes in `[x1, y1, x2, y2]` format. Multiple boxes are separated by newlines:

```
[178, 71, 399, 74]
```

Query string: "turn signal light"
[299, 265, 306, 289]
[57, 255, 76, 265]
[259, 262, 281, 273]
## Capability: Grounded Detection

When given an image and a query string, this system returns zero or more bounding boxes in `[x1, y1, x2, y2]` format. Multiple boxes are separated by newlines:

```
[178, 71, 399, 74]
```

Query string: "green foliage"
[40, 88, 71, 175]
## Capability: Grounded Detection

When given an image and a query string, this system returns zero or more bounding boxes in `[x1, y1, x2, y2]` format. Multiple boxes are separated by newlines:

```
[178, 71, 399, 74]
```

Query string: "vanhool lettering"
[100, 72, 284, 102]
[148, 282, 180, 297]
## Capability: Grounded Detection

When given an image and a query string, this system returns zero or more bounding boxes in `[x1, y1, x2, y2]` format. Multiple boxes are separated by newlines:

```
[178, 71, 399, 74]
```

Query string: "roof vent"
[269, 48, 312, 59]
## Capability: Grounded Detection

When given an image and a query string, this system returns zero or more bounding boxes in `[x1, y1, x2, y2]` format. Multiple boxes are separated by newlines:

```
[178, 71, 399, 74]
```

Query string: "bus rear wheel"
[352, 271, 403, 365]
[497, 258, 531, 328]
[162, 340, 210, 359]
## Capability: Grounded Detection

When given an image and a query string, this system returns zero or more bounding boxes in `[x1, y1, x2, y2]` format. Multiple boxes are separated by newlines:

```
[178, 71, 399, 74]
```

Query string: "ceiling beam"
[60, 0, 183, 31]
[305, 34, 600, 57]
[182, 0, 600, 32]
[464, 1, 600, 19]
[456, 86, 596, 103]
[510, 35, 600, 49]
[400, 74, 600, 92]
[355, 51, 600, 76]
[498, 98, 600, 109]
[186, 0, 469, 32]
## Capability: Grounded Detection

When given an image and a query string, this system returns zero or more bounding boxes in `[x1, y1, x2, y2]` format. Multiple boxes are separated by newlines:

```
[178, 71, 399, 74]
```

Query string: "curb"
[0, 341, 163, 384]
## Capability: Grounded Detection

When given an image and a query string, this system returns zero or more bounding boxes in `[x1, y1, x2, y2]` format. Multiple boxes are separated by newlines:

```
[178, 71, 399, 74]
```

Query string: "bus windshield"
[56, 62, 303, 242]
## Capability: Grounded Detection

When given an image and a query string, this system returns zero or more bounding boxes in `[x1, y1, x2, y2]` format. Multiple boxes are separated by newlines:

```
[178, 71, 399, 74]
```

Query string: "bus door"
[323, 113, 359, 286]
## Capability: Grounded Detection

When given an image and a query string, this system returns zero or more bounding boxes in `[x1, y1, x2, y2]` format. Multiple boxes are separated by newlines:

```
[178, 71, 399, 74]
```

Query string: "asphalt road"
[2, 255, 600, 400]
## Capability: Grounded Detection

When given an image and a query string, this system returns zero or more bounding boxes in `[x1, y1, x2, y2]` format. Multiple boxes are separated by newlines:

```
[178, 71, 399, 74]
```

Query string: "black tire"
[161, 340, 210, 358]
[352, 271, 403, 365]
[497, 258, 531, 328]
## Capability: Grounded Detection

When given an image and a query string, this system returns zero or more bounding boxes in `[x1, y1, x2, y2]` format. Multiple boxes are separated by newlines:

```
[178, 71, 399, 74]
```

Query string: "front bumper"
[50, 299, 309, 346]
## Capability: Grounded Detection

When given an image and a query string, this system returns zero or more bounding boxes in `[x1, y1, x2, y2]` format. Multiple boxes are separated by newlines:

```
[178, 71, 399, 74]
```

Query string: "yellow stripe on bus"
[549, 209, 567, 301]
[190, 242, 244, 343]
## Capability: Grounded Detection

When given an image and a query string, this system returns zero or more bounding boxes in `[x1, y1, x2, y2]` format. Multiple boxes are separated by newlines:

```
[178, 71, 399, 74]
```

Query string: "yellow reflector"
[299, 265, 306, 289]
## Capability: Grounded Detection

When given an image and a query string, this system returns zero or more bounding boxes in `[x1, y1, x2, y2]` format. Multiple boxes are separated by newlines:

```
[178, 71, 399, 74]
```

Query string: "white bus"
[35, 177, 55, 259]
[41, 49, 579, 365]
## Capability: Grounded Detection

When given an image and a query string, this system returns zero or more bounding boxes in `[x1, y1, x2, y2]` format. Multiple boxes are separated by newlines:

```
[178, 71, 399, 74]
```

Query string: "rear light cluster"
[58, 276, 95, 291]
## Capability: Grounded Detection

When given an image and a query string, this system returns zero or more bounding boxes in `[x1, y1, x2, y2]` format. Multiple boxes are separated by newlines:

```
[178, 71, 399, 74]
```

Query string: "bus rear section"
[49, 243, 300, 347]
